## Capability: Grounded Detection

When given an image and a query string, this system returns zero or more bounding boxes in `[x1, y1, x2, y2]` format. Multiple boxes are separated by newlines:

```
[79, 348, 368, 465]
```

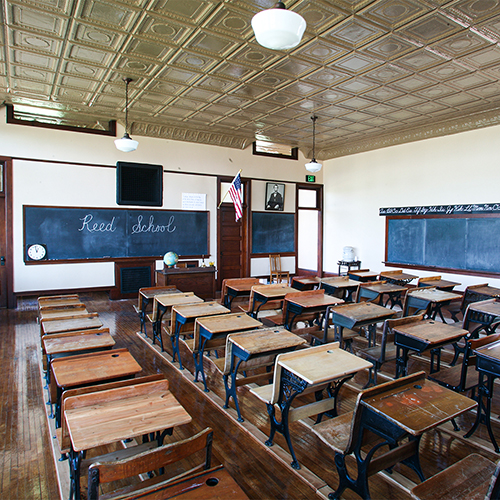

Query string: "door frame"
[216, 175, 251, 289]
[0, 157, 15, 308]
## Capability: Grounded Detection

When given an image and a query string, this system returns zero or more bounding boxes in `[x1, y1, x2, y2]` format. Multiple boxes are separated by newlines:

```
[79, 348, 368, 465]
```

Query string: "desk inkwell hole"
[111, 354, 119, 358]
[327, 350, 334, 353]
[206, 477, 219, 487]
[414, 385, 422, 389]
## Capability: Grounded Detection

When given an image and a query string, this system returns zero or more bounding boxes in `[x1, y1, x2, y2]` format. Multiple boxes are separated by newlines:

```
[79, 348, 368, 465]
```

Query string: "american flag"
[228, 172, 243, 221]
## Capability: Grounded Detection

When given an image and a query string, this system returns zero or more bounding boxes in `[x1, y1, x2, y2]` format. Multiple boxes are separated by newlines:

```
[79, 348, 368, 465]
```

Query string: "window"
[252, 140, 298, 160]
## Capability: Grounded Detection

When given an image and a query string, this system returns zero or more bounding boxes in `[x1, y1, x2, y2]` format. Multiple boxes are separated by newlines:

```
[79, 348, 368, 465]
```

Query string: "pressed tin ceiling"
[3, 0, 500, 159]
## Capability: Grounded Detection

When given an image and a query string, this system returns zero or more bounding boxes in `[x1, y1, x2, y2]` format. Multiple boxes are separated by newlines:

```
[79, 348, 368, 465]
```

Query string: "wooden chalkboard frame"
[23, 205, 210, 264]
[384, 213, 500, 278]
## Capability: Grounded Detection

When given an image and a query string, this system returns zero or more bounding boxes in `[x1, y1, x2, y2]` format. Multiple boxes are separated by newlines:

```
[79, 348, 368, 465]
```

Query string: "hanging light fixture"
[114, 77, 138, 153]
[305, 115, 322, 173]
[251, 1, 306, 51]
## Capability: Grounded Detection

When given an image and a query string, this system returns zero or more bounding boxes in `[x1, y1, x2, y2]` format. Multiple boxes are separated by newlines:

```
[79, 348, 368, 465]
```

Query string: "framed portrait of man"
[265, 182, 285, 211]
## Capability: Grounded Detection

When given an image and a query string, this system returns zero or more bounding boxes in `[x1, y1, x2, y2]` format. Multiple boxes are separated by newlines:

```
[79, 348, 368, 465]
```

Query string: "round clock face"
[27, 244, 47, 261]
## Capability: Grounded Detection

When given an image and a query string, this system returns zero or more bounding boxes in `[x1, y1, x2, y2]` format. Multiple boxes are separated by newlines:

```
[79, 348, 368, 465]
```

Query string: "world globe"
[163, 251, 178, 268]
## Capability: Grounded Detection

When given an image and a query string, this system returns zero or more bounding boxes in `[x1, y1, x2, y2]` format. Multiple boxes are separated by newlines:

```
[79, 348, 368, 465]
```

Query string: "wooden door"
[217, 178, 249, 288]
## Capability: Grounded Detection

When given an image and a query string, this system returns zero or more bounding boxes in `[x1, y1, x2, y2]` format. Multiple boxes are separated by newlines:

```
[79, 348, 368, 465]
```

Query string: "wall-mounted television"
[116, 162, 163, 207]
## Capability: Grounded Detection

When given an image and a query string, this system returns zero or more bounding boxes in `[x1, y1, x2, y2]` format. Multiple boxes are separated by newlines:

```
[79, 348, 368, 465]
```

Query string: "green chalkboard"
[252, 212, 295, 254]
[24, 205, 209, 262]
[386, 215, 500, 274]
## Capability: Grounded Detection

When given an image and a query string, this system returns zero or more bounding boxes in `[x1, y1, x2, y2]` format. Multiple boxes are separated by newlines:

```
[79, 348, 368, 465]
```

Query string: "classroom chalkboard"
[386, 216, 500, 274]
[252, 212, 295, 254]
[24, 205, 209, 262]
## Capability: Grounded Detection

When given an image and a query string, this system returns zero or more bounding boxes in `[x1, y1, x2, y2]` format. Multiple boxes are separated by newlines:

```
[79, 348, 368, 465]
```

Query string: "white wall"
[323, 124, 500, 291]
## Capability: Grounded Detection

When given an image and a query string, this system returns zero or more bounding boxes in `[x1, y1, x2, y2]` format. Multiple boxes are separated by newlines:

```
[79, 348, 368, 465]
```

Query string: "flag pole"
[218, 169, 242, 209]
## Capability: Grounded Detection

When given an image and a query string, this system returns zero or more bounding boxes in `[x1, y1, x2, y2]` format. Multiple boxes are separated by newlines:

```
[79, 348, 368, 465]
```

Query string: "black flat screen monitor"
[116, 162, 163, 207]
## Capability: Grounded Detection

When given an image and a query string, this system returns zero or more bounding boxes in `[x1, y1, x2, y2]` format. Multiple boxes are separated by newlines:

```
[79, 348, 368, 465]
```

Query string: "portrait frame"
[265, 182, 285, 211]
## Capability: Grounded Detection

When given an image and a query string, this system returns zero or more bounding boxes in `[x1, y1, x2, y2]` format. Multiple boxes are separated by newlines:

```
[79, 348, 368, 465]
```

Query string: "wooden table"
[249, 284, 296, 319]
[324, 302, 396, 347]
[41, 314, 103, 335]
[394, 319, 469, 377]
[284, 292, 343, 331]
[171, 301, 230, 369]
[464, 298, 500, 334]
[418, 277, 461, 291]
[404, 288, 461, 323]
[51, 348, 142, 427]
[465, 340, 500, 452]
[193, 313, 262, 391]
[64, 379, 192, 500]
[224, 327, 306, 421]
[359, 281, 408, 309]
[117, 465, 249, 500]
[290, 276, 321, 290]
[253, 342, 371, 469]
[379, 270, 418, 285]
[138, 286, 180, 335]
[152, 293, 204, 351]
[320, 276, 359, 302]
[348, 270, 379, 282]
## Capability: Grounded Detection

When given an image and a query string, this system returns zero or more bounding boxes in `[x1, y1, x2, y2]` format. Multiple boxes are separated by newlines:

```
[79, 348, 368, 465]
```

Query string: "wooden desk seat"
[56, 374, 166, 458]
[38, 294, 80, 309]
[221, 277, 260, 308]
[357, 314, 424, 387]
[410, 453, 499, 500]
[87, 428, 214, 500]
[310, 373, 427, 500]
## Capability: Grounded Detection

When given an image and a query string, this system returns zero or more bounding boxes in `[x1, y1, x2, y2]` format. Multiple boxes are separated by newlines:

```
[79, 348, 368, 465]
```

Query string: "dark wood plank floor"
[2, 292, 500, 499]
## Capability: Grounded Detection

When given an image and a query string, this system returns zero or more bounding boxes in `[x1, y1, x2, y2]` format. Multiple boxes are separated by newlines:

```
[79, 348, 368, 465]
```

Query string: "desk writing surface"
[475, 340, 500, 362]
[43, 330, 115, 355]
[361, 282, 407, 294]
[277, 342, 371, 386]
[408, 288, 461, 303]
[229, 327, 306, 356]
[333, 302, 395, 325]
[380, 270, 418, 282]
[172, 301, 229, 320]
[362, 378, 476, 435]
[51, 348, 142, 388]
[65, 382, 191, 452]
[140, 287, 180, 300]
[155, 292, 203, 308]
[468, 299, 500, 317]
[41, 316, 103, 335]
[393, 320, 468, 345]
[419, 278, 460, 289]
[39, 307, 89, 321]
[321, 277, 359, 288]
[196, 313, 261, 335]
[286, 294, 344, 308]
[38, 296, 81, 309]
[471, 285, 500, 297]
[252, 285, 296, 298]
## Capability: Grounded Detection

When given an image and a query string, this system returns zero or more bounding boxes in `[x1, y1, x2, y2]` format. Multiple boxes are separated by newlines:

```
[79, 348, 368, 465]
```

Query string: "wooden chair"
[87, 427, 213, 500]
[357, 313, 425, 387]
[410, 453, 500, 500]
[269, 254, 289, 284]
[310, 372, 428, 500]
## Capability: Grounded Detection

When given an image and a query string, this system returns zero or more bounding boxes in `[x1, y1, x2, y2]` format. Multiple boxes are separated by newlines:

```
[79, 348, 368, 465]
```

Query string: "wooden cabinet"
[156, 266, 216, 300]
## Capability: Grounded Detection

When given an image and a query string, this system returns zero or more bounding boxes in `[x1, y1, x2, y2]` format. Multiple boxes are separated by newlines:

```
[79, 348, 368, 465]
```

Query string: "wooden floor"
[2, 292, 500, 499]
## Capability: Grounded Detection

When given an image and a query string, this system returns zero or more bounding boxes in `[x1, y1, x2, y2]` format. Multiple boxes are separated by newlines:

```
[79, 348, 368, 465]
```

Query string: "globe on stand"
[163, 251, 179, 268]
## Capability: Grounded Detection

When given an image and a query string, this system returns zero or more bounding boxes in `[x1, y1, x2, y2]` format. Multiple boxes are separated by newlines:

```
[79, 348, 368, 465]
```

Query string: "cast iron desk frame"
[138, 287, 180, 336]
[249, 285, 296, 319]
[223, 283, 255, 309]
[284, 294, 344, 331]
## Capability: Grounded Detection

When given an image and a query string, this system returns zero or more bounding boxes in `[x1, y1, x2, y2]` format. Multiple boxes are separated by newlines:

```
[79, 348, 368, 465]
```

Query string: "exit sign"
[306, 174, 315, 183]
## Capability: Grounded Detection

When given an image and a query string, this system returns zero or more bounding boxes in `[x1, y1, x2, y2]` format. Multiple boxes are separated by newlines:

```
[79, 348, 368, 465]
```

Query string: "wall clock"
[27, 244, 47, 261]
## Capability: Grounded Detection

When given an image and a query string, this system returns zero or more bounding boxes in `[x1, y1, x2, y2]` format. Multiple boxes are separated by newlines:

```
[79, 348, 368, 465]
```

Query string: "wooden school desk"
[37, 294, 81, 310]
[64, 379, 191, 500]
[193, 313, 262, 391]
[464, 298, 500, 334]
[379, 270, 418, 285]
[284, 292, 343, 331]
[50, 348, 142, 427]
[418, 276, 461, 291]
[248, 284, 296, 319]
[394, 319, 469, 377]
[404, 288, 461, 324]
[290, 276, 321, 290]
[137, 286, 180, 335]
[251, 342, 371, 469]
[358, 281, 408, 309]
[152, 293, 204, 351]
[347, 269, 379, 282]
[320, 276, 359, 302]
[465, 340, 500, 452]
[223, 327, 306, 422]
[170, 301, 230, 369]
[41, 314, 103, 335]
[222, 278, 260, 309]
[324, 302, 396, 347]
[39, 304, 88, 321]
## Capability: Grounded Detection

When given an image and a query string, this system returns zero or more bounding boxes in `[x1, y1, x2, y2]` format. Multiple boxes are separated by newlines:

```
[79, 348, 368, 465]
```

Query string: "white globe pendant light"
[305, 115, 322, 173]
[114, 77, 138, 153]
[251, 2, 306, 51]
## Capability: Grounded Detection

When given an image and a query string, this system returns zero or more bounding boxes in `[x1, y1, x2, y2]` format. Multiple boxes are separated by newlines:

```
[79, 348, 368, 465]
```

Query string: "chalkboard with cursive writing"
[24, 205, 209, 262]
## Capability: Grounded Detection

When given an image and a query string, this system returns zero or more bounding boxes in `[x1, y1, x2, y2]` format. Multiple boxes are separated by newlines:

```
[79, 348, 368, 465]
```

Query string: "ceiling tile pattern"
[2, 0, 500, 158]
